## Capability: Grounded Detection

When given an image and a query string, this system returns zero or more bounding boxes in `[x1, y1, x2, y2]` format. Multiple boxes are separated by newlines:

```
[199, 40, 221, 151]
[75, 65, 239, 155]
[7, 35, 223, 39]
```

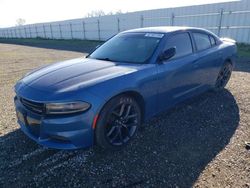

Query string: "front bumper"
[14, 96, 94, 149]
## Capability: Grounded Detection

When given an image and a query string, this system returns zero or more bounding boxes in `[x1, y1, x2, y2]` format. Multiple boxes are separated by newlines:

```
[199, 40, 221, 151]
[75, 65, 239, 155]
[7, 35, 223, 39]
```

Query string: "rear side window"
[165, 33, 193, 59]
[209, 35, 216, 46]
[193, 33, 211, 51]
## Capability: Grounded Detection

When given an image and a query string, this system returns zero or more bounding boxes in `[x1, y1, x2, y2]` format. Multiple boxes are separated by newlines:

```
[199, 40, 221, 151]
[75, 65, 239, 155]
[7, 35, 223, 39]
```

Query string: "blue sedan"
[14, 27, 237, 150]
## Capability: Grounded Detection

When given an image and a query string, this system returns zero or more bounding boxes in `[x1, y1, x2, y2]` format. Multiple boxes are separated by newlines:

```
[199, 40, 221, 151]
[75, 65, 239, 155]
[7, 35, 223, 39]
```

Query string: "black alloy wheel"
[95, 95, 141, 150]
[214, 63, 233, 91]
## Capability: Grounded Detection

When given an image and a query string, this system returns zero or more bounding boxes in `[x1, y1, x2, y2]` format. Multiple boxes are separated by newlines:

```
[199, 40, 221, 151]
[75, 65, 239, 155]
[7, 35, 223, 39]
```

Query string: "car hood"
[21, 57, 138, 93]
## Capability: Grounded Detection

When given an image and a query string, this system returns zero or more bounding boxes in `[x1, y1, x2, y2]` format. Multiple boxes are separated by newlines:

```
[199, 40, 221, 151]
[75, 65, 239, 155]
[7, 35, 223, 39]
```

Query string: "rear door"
[191, 32, 223, 86]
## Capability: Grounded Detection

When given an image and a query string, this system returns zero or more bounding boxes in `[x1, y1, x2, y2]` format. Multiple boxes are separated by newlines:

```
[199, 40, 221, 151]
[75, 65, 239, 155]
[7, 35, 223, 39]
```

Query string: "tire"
[213, 62, 233, 91]
[95, 95, 142, 150]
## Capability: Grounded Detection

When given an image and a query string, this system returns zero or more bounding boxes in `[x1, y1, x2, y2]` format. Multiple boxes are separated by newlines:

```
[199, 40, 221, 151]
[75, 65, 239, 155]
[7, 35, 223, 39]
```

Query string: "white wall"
[0, 0, 250, 43]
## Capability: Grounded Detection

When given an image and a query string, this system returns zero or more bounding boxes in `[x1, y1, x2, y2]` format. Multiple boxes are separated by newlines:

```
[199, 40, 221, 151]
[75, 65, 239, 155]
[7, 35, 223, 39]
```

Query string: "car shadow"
[0, 89, 239, 187]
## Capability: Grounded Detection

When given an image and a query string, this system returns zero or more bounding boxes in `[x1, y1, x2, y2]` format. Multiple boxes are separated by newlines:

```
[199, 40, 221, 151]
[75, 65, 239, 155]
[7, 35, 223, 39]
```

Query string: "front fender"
[86, 64, 159, 120]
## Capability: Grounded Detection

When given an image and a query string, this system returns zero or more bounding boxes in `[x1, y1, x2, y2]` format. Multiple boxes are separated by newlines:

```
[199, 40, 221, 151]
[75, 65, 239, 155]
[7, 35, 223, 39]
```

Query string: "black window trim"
[209, 34, 217, 47]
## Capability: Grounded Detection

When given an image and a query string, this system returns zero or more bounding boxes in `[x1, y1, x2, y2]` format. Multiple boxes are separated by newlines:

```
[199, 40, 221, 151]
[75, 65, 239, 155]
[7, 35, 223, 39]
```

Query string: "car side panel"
[155, 53, 201, 113]
[192, 45, 224, 87]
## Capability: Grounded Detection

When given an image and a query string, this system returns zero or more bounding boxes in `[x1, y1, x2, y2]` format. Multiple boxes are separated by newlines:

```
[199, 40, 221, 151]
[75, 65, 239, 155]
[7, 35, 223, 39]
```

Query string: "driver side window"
[164, 33, 193, 59]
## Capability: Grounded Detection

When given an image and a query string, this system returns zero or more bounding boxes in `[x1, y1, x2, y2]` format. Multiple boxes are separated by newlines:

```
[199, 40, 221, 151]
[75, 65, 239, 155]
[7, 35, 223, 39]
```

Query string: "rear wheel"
[95, 95, 141, 150]
[214, 63, 233, 91]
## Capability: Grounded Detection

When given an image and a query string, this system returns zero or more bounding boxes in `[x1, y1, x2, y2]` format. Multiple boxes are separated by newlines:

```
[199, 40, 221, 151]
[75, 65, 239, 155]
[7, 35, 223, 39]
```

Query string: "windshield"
[88, 33, 164, 64]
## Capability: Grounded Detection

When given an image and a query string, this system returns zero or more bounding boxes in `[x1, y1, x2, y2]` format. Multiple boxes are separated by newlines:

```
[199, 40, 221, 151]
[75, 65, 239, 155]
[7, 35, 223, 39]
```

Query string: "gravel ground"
[0, 42, 249, 188]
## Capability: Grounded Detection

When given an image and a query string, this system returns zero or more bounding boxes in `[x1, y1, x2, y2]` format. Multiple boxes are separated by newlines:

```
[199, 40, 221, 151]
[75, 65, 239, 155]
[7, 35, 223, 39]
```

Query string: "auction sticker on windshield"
[145, 33, 164, 38]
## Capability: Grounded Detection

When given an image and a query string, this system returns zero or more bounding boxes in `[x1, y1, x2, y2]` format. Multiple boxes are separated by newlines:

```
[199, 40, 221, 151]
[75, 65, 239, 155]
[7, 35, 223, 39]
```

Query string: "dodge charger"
[14, 26, 237, 150]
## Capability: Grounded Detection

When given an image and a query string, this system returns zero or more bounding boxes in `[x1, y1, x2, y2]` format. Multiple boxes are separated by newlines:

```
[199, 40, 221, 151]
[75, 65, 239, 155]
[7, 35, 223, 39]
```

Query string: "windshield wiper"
[95, 57, 114, 62]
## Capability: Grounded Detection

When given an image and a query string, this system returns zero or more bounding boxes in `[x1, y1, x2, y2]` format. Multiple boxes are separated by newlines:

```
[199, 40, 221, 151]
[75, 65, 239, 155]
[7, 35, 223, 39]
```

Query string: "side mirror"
[158, 47, 176, 63]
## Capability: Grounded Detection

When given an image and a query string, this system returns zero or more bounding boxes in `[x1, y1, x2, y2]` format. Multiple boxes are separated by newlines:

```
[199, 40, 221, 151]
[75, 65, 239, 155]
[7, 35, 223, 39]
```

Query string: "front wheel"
[95, 95, 141, 150]
[213, 63, 233, 91]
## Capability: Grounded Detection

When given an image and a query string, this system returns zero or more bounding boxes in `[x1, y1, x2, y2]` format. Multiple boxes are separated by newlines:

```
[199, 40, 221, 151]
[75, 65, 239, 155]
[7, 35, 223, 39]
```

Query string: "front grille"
[20, 97, 45, 114]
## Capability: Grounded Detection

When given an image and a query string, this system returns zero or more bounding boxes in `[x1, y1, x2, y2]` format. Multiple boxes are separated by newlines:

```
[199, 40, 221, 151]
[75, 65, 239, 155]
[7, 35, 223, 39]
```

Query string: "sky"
[0, 0, 237, 28]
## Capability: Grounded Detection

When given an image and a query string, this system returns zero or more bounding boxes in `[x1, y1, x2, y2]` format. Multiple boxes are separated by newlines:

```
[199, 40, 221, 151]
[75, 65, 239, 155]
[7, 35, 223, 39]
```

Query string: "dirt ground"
[0, 42, 249, 188]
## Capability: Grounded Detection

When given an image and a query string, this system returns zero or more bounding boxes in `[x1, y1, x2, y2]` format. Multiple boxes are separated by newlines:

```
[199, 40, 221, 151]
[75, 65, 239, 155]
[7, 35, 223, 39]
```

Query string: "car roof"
[122, 26, 208, 34]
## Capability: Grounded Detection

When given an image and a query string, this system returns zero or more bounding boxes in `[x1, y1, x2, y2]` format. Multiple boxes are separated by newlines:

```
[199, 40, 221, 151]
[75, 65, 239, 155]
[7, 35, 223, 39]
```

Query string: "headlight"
[46, 101, 91, 114]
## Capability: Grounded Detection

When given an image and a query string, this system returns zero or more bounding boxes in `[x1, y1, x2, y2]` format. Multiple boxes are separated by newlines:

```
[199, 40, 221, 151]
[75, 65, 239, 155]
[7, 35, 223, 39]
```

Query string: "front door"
[156, 32, 200, 112]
